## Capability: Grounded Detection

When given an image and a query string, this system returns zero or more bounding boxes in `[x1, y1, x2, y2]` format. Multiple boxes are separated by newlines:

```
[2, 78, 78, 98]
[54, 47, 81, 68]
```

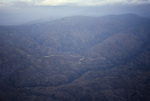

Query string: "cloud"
[34, 0, 75, 6]
[30, 0, 150, 6]
[1, 0, 150, 8]
[25, 0, 150, 6]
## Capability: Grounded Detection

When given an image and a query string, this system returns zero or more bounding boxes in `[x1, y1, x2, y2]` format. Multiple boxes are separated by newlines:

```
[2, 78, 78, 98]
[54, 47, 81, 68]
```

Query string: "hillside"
[0, 14, 150, 101]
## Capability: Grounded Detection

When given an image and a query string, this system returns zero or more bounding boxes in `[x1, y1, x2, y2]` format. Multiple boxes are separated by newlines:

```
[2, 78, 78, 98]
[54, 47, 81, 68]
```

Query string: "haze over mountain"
[0, 0, 150, 25]
[0, 0, 150, 101]
[0, 14, 150, 101]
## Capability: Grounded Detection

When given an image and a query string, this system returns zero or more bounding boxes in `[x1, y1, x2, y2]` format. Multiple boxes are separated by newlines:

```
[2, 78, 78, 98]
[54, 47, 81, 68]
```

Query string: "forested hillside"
[0, 14, 150, 101]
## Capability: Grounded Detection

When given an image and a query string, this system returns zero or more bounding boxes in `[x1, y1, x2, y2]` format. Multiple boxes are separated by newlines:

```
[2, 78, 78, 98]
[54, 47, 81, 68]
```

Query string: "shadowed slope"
[0, 14, 150, 101]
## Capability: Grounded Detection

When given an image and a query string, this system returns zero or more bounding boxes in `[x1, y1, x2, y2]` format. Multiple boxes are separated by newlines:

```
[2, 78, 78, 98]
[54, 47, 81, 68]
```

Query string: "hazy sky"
[0, 0, 150, 25]
[1, 0, 150, 6]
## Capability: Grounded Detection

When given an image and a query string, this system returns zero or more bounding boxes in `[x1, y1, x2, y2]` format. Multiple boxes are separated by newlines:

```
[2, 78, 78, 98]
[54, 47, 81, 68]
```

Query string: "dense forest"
[0, 14, 150, 101]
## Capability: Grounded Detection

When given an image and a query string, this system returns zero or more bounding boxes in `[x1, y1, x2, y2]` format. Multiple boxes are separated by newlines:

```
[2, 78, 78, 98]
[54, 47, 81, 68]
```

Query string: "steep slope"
[0, 14, 150, 101]
[19, 14, 149, 55]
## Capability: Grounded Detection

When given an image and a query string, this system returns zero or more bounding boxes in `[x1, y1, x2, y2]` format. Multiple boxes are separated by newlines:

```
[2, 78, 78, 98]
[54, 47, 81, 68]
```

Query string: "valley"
[0, 14, 150, 101]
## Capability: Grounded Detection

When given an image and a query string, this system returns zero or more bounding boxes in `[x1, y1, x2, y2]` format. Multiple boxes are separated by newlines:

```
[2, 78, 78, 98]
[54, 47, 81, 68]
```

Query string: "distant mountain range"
[0, 14, 150, 101]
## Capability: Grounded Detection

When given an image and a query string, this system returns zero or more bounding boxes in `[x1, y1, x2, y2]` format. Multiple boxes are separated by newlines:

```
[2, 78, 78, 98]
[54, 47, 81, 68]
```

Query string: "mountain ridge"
[0, 14, 150, 101]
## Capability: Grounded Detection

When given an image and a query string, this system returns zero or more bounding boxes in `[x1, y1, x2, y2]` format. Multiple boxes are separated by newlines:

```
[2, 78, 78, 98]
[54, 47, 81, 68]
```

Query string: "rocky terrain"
[0, 14, 150, 101]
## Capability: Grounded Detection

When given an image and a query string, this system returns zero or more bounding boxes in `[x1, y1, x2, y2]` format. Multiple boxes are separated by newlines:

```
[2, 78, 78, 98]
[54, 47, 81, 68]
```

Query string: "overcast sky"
[0, 0, 150, 25]
[1, 0, 150, 6]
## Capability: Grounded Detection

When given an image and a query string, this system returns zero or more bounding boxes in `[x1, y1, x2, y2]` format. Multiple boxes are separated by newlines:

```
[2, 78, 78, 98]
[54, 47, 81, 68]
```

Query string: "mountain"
[0, 14, 150, 101]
